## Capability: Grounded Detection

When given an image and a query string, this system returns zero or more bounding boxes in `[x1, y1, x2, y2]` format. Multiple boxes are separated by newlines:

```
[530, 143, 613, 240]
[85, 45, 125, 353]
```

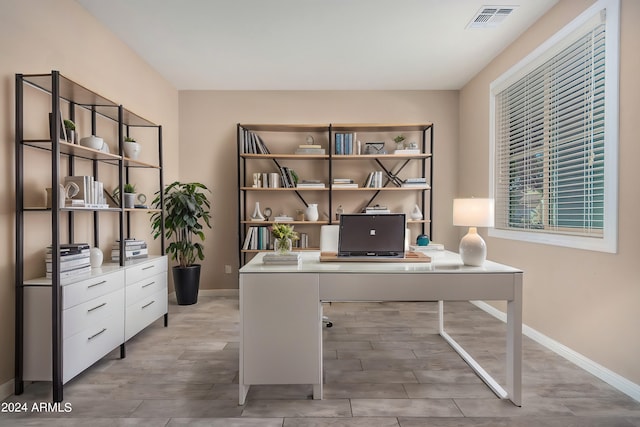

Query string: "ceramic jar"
[305, 203, 319, 221]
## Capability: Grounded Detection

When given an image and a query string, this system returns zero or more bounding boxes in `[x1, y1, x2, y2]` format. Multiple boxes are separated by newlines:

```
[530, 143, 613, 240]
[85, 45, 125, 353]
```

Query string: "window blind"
[493, 18, 606, 238]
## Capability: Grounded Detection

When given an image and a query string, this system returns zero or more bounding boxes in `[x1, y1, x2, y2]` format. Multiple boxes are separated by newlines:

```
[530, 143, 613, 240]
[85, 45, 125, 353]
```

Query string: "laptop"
[338, 213, 406, 258]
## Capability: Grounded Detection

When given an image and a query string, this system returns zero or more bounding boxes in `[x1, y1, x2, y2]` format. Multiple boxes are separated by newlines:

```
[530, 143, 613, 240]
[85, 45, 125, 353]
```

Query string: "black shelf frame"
[14, 71, 165, 402]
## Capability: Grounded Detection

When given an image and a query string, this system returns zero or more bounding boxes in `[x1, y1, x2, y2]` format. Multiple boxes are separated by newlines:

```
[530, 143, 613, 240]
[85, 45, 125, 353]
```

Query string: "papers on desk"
[262, 253, 301, 265]
[410, 243, 445, 252]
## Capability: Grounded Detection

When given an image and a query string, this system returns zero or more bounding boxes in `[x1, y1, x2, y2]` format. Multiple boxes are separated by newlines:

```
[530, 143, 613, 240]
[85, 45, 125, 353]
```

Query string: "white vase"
[410, 204, 423, 220]
[305, 203, 319, 221]
[123, 140, 141, 159]
[251, 201, 265, 221]
[90, 247, 103, 268]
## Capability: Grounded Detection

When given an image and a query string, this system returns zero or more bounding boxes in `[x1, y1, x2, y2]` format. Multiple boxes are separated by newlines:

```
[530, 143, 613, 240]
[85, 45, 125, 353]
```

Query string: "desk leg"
[239, 384, 250, 405]
[507, 273, 523, 406]
[439, 300, 511, 402]
[313, 383, 323, 400]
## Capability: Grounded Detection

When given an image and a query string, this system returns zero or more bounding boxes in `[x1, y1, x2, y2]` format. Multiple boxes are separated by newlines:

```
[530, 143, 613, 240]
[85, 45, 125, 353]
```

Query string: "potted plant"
[271, 223, 299, 254]
[150, 181, 212, 305]
[63, 119, 76, 143]
[123, 136, 141, 159]
[393, 134, 405, 150]
[123, 183, 136, 208]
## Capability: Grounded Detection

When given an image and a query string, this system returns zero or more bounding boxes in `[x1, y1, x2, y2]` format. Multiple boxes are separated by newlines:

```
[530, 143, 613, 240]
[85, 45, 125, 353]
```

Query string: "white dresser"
[23, 256, 167, 384]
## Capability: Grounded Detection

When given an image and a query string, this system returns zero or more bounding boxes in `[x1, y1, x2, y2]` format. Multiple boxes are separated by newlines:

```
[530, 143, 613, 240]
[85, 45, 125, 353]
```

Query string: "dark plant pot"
[172, 264, 201, 305]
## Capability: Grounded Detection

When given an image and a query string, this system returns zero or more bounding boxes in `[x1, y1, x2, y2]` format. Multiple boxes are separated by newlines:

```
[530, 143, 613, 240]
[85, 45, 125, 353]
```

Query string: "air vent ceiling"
[467, 5, 518, 29]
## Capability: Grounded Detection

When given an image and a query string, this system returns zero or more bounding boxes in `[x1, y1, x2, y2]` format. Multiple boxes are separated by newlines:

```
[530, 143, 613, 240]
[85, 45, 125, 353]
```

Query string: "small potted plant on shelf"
[150, 181, 212, 305]
[393, 134, 405, 150]
[123, 136, 141, 159]
[271, 223, 299, 254]
[63, 119, 76, 144]
[123, 183, 136, 208]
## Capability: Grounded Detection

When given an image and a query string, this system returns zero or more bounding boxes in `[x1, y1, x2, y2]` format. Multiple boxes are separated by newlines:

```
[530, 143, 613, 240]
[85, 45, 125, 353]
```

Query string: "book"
[45, 255, 90, 271]
[332, 183, 358, 188]
[45, 251, 90, 261]
[295, 148, 325, 155]
[46, 264, 91, 279]
[262, 253, 301, 265]
[394, 149, 421, 155]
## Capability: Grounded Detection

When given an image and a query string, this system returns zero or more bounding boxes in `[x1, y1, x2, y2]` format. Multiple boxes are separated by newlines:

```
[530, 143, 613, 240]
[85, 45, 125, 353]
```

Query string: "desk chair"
[319, 225, 340, 328]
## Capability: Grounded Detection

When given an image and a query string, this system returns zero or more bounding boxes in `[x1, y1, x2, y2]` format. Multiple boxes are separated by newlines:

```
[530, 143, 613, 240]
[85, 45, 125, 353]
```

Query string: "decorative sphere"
[416, 234, 430, 246]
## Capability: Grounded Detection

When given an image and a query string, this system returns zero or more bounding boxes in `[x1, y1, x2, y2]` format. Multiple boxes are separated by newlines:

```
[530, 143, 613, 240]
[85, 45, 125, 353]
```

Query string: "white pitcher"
[305, 203, 319, 221]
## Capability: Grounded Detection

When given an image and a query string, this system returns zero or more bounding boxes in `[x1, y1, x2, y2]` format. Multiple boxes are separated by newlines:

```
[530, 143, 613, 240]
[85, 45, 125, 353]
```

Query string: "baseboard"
[471, 300, 640, 403]
[171, 289, 239, 298]
[0, 378, 14, 401]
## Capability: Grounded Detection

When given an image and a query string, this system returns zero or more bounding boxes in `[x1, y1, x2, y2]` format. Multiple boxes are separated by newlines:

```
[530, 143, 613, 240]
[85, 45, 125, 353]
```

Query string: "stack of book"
[242, 130, 271, 154]
[64, 176, 109, 208]
[45, 243, 91, 280]
[296, 179, 325, 188]
[242, 227, 271, 250]
[262, 253, 301, 265]
[278, 166, 298, 188]
[332, 178, 358, 188]
[111, 239, 148, 261]
[334, 133, 357, 155]
[295, 144, 325, 155]
[365, 205, 391, 214]
[363, 171, 384, 188]
[401, 177, 430, 188]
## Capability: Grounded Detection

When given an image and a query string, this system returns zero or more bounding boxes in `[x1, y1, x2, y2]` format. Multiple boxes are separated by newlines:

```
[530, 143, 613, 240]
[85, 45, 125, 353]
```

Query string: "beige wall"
[460, 0, 640, 385]
[0, 1, 179, 389]
[179, 90, 460, 289]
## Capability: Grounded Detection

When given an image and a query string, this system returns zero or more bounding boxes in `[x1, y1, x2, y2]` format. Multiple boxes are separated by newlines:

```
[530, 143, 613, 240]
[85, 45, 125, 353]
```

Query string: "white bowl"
[79, 135, 104, 150]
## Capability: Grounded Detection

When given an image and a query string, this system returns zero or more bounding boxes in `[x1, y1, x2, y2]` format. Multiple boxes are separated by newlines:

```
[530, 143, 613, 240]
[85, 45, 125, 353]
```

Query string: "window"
[489, 0, 619, 253]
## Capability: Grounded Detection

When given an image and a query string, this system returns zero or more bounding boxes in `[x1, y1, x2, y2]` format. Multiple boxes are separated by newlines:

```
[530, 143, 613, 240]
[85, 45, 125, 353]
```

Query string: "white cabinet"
[23, 269, 125, 384]
[22, 256, 167, 385]
[240, 273, 322, 386]
[125, 257, 168, 340]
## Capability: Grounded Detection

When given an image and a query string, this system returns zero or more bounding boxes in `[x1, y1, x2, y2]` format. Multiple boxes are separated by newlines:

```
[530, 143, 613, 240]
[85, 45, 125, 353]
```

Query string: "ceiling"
[76, 0, 558, 91]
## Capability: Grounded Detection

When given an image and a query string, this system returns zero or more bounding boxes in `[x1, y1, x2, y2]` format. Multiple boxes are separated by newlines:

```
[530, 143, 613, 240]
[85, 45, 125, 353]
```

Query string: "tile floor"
[2, 294, 640, 426]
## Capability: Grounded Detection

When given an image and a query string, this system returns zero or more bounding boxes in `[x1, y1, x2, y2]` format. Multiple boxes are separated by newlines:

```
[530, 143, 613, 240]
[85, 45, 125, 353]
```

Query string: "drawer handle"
[87, 280, 107, 289]
[142, 281, 155, 288]
[142, 265, 154, 270]
[87, 302, 107, 313]
[88, 328, 107, 341]
[142, 300, 155, 309]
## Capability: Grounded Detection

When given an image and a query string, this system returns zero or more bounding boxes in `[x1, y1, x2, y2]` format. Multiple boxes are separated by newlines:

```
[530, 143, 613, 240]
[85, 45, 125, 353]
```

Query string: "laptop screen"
[338, 213, 406, 257]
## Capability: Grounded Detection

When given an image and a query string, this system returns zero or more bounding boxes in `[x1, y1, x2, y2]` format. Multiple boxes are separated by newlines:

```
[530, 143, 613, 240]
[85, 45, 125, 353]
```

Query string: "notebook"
[338, 213, 406, 258]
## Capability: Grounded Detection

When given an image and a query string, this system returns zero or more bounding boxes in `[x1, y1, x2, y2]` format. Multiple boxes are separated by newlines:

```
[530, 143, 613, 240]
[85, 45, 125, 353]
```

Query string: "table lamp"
[453, 198, 494, 266]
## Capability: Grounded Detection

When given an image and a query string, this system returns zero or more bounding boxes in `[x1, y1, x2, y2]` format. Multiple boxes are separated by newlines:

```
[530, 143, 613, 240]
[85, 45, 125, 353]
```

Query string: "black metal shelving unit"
[236, 123, 434, 267]
[14, 71, 165, 402]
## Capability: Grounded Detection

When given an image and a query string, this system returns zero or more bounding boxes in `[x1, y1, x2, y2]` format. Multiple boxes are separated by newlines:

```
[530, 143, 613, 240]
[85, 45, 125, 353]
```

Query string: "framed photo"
[365, 142, 386, 155]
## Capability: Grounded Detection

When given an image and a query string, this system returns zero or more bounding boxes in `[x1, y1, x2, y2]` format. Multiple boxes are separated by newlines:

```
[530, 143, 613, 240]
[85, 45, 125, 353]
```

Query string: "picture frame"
[365, 142, 386, 155]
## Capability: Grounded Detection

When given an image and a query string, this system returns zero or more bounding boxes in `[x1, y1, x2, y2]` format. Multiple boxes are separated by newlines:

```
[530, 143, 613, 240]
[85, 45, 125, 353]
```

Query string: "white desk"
[239, 250, 523, 406]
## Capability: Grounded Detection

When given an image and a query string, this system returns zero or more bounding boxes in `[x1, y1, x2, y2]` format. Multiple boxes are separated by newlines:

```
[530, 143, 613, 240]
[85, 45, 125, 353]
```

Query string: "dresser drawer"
[63, 288, 124, 339]
[126, 272, 167, 307]
[125, 289, 167, 341]
[126, 257, 167, 286]
[62, 306, 125, 384]
[63, 270, 124, 310]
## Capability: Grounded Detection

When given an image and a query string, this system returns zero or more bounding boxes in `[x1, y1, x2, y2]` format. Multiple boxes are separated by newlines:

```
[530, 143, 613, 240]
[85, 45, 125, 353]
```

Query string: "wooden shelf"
[241, 153, 329, 160]
[332, 154, 432, 160]
[241, 220, 329, 225]
[241, 187, 329, 191]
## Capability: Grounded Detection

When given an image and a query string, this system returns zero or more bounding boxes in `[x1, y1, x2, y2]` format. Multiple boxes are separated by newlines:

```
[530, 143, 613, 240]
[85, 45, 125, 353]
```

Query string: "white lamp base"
[459, 227, 487, 266]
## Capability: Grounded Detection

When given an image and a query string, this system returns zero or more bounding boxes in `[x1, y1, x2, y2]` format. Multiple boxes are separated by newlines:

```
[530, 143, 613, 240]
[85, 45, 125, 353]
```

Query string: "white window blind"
[489, 0, 618, 253]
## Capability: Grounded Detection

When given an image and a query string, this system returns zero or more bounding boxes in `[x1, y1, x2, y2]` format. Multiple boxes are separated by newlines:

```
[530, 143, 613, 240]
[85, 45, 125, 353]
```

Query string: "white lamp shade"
[453, 198, 494, 227]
